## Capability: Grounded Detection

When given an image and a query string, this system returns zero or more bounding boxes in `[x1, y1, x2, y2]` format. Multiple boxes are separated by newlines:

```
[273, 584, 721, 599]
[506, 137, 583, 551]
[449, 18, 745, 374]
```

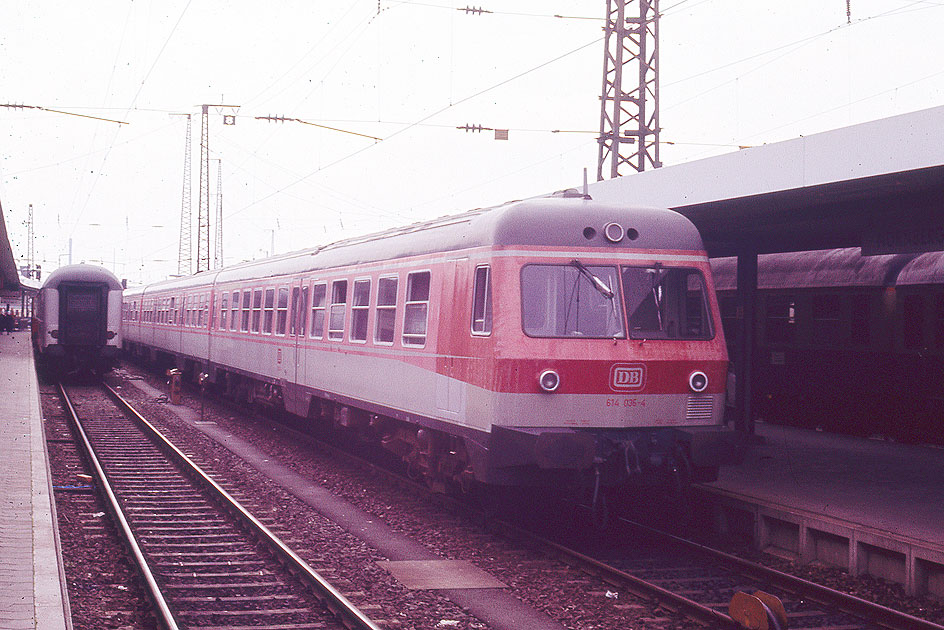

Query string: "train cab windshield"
[521, 262, 715, 340]
[621, 266, 714, 340]
[522, 263, 625, 338]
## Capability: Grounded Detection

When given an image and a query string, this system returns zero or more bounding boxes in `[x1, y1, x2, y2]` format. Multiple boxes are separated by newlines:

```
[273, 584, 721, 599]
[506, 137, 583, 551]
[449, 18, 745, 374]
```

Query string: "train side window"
[765, 295, 796, 344]
[276, 287, 289, 335]
[169, 297, 176, 325]
[241, 291, 251, 332]
[220, 294, 228, 329]
[310, 283, 326, 339]
[719, 296, 737, 341]
[375, 276, 398, 344]
[811, 294, 841, 345]
[230, 292, 240, 331]
[263, 288, 275, 334]
[471, 265, 492, 335]
[850, 294, 871, 346]
[903, 295, 925, 349]
[251, 289, 263, 333]
[199, 295, 207, 327]
[403, 271, 430, 347]
[329, 280, 348, 341]
[351, 280, 371, 342]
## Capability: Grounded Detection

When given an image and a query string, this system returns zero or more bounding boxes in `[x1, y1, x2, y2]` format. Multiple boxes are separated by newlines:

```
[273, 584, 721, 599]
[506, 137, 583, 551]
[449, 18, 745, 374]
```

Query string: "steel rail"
[483, 517, 741, 629]
[618, 516, 944, 630]
[101, 382, 382, 630]
[57, 383, 181, 630]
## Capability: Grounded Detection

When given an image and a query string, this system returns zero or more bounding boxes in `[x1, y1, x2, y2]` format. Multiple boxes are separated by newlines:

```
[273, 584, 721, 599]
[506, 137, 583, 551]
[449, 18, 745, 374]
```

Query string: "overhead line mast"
[597, 0, 661, 179]
[195, 104, 238, 273]
[172, 113, 193, 277]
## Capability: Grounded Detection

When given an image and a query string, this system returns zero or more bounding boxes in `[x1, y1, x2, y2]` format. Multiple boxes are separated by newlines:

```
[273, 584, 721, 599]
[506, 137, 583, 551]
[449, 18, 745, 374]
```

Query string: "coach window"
[903, 295, 925, 350]
[311, 283, 326, 339]
[765, 296, 796, 344]
[351, 280, 371, 342]
[251, 289, 263, 333]
[850, 294, 871, 346]
[169, 297, 176, 325]
[273, 288, 287, 335]
[375, 276, 398, 344]
[230, 292, 239, 330]
[199, 295, 207, 327]
[471, 265, 492, 335]
[220, 294, 228, 329]
[403, 271, 431, 346]
[328, 280, 348, 341]
[263, 288, 275, 334]
[241, 291, 252, 332]
[811, 294, 841, 345]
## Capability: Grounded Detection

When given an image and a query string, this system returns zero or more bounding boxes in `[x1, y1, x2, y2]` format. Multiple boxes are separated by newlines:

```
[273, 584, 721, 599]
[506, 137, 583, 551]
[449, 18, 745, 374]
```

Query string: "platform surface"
[0, 332, 70, 630]
[709, 421, 944, 546]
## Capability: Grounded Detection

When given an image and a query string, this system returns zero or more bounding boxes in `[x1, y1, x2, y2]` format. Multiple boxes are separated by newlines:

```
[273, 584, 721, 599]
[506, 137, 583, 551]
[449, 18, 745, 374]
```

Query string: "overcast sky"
[2, 0, 942, 285]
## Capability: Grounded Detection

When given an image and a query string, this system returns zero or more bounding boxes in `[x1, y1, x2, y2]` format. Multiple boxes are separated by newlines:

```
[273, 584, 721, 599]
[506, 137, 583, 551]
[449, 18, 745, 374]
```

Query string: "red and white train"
[122, 194, 736, 500]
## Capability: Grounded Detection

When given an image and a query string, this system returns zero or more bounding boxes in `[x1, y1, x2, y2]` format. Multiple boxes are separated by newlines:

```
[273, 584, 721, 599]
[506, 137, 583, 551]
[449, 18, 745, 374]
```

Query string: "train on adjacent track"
[121, 193, 738, 506]
[32, 263, 124, 376]
[712, 248, 944, 444]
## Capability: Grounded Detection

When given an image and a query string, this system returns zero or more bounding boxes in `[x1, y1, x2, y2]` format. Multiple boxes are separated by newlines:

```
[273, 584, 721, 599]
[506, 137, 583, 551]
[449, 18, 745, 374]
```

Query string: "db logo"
[610, 364, 645, 392]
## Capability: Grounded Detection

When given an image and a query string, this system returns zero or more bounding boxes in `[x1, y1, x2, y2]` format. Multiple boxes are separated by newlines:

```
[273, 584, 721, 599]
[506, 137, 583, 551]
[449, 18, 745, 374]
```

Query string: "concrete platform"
[0, 332, 71, 630]
[697, 421, 944, 598]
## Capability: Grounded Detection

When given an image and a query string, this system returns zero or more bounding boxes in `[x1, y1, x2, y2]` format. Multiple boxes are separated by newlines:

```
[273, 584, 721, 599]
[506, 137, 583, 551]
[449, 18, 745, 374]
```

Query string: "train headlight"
[603, 222, 624, 243]
[539, 369, 560, 392]
[49, 329, 58, 339]
[689, 371, 709, 393]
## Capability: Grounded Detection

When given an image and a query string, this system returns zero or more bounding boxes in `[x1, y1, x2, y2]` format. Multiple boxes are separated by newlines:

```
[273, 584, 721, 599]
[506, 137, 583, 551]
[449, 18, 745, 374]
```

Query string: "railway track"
[58, 382, 381, 630]
[112, 366, 944, 630]
[251, 403, 944, 630]
[496, 512, 944, 630]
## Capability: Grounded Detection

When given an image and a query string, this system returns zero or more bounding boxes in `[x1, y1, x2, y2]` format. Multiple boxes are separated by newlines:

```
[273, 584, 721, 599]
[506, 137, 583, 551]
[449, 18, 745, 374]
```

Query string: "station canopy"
[587, 105, 944, 258]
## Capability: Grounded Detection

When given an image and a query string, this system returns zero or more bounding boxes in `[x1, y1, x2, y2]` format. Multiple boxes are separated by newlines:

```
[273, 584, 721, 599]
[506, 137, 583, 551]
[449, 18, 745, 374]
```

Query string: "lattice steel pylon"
[597, 0, 661, 180]
[213, 159, 223, 269]
[175, 114, 193, 276]
[196, 105, 211, 273]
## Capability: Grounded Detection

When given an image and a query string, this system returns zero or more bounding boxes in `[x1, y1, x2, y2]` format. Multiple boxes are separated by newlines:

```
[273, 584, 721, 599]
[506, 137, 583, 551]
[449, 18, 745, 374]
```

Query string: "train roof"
[897, 251, 944, 286]
[127, 195, 705, 296]
[41, 264, 123, 291]
[711, 248, 944, 290]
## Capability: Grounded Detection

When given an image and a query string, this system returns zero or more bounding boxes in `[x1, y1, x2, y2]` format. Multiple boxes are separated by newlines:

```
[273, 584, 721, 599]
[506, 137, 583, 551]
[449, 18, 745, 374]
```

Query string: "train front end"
[470, 198, 737, 498]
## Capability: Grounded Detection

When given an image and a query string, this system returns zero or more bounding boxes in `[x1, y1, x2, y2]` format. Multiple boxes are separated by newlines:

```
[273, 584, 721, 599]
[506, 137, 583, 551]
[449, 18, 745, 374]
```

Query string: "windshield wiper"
[570, 259, 614, 299]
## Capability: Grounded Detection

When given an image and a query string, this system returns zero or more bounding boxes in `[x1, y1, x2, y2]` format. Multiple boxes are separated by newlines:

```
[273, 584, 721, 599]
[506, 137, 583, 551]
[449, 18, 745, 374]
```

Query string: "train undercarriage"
[124, 345, 732, 526]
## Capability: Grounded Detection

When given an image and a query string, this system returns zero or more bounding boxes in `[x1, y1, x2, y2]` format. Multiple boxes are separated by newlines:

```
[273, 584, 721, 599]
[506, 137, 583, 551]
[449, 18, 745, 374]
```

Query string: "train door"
[436, 260, 465, 418]
[59, 282, 106, 346]
[279, 278, 308, 413]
